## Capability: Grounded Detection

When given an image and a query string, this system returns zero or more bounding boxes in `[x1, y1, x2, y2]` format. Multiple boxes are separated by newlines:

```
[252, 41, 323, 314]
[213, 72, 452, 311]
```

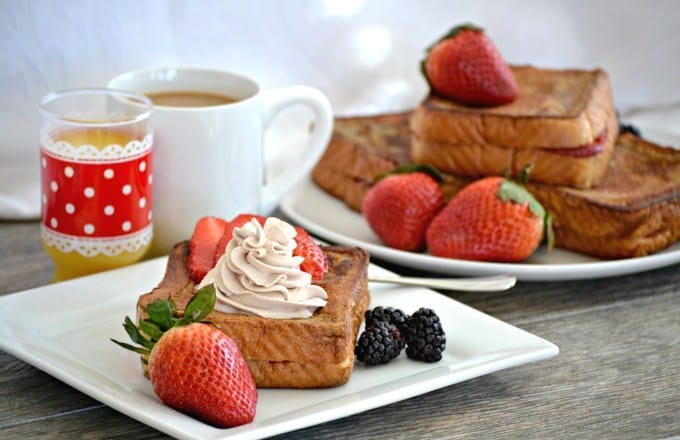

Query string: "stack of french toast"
[313, 55, 680, 259]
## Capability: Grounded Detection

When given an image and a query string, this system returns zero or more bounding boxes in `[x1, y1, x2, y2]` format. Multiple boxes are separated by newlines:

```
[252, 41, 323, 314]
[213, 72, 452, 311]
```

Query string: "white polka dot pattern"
[39, 135, 153, 257]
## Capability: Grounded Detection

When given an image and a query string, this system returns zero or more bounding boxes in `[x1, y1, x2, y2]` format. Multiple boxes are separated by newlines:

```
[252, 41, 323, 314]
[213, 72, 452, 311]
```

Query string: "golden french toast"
[410, 66, 618, 188]
[137, 242, 370, 388]
[529, 133, 680, 258]
[312, 113, 680, 259]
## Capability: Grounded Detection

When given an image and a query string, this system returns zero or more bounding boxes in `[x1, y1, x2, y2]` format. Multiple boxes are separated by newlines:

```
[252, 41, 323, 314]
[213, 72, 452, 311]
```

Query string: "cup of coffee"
[108, 67, 333, 256]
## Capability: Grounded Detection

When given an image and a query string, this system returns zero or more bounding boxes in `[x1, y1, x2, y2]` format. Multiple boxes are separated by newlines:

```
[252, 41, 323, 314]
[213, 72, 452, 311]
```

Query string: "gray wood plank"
[0, 351, 102, 426]
[0, 221, 53, 294]
[0, 406, 167, 439]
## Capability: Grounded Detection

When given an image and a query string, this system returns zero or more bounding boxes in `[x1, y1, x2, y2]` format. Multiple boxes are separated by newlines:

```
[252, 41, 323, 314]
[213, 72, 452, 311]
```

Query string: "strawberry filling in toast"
[549, 130, 607, 158]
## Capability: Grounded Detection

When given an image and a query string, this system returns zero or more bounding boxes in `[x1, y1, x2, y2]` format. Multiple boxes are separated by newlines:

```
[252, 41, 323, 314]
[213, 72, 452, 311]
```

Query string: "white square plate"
[0, 257, 558, 439]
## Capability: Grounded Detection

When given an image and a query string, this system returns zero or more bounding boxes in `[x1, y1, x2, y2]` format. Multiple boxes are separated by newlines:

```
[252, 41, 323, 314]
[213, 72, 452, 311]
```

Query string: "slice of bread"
[137, 242, 370, 388]
[312, 113, 680, 259]
[411, 109, 618, 188]
[411, 66, 614, 148]
[410, 66, 617, 188]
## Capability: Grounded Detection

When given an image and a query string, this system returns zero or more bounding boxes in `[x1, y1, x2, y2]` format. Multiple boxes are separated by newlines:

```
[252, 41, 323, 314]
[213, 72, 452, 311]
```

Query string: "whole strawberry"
[422, 23, 518, 106]
[426, 176, 553, 262]
[293, 226, 329, 280]
[111, 287, 258, 428]
[150, 323, 256, 427]
[363, 166, 445, 251]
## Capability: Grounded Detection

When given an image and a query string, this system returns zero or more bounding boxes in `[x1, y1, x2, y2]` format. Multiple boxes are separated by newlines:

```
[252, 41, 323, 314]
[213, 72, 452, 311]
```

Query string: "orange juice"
[40, 127, 153, 281]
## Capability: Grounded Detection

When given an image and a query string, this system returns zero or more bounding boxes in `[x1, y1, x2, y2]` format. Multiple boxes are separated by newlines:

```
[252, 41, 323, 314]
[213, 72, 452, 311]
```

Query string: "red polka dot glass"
[39, 89, 153, 281]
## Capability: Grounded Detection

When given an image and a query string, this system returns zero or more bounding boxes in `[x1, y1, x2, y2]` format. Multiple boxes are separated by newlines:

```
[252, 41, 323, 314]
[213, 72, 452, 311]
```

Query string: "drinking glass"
[39, 88, 153, 280]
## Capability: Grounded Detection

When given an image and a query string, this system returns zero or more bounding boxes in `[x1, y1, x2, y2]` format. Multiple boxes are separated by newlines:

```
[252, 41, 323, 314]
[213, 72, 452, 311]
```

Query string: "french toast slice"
[312, 113, 680, 259]
[137, 242, 370, 388]
[312, 113, 413, 212]
[411, 65, 614, 148]
[410, 66, 617, 188]
[529, 133, 680, 258]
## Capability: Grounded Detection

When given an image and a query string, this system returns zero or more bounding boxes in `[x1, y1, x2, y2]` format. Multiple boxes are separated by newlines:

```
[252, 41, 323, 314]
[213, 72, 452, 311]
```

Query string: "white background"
[1, 0, 679, 219]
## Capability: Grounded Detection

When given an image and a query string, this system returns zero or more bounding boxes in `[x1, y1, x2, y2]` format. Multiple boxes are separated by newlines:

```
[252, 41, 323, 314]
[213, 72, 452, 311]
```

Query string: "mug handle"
[260, 86, 333, 214]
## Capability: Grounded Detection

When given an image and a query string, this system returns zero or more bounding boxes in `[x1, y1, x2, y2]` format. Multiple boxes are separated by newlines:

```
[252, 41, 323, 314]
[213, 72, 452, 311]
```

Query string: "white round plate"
[280, 176, 680, 282]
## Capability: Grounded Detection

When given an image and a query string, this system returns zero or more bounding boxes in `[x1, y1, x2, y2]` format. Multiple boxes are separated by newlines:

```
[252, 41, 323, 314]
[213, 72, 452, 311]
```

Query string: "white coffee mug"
[109, 67, 332, 256]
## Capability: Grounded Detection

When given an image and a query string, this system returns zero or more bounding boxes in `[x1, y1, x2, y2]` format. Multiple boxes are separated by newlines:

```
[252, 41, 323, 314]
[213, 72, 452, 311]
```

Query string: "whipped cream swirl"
[197, 217, 328, 319]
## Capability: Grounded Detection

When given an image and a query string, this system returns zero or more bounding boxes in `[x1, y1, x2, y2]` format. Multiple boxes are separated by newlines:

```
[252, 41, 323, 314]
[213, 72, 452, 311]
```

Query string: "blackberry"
[405, 308, 446, 363]
[365, 306, 409, 348]
[355, 321, 402, 365]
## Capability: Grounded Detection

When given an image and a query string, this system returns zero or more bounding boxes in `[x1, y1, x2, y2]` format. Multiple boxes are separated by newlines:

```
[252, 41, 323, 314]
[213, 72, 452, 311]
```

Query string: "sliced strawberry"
[188, 216, 228, 283]
[293, 226, 328, 281]
[214, 214, 267, 264]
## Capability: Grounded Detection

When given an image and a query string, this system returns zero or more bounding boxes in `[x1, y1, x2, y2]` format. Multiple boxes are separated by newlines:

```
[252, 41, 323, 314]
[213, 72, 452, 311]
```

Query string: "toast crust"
[312, 114, 680, 259]
[410, 66, 614, 149]
[136, 242, 370, 388]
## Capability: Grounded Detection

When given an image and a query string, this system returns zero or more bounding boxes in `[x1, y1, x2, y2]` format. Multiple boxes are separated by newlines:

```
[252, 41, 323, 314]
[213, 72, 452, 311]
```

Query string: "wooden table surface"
[1, 219, 679, 439]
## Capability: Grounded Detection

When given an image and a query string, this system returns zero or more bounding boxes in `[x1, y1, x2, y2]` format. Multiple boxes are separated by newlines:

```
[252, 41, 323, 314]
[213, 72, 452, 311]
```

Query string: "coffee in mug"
[109, 67, 333, 256]
[146, 91, 239, 107]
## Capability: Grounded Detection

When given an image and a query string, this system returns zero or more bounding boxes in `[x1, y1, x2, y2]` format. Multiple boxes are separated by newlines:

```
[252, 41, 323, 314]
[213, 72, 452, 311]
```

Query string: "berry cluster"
[355, 306, 446, 365]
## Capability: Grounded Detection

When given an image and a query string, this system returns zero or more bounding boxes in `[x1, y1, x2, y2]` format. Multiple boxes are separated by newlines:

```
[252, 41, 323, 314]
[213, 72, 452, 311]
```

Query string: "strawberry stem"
[498, 179, 555, 252]
[425, 22, 484, 52]
[544, 212, 555, 251]
[111, 285, 217, 354]
[519, 164, 533, 185]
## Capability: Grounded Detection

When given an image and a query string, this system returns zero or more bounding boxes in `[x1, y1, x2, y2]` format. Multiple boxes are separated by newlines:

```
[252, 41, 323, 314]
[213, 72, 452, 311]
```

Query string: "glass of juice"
[39, 88, 153, 281]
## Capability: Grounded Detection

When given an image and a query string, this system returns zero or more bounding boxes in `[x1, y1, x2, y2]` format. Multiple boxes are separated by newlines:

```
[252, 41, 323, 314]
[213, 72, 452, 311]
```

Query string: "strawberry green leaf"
[425, 22, 484, 52]
[498, 179, 555, 251]
[498, 180, 545, 219]
[138, 318, 164, 341]
[183, 285, 216, 323]
[168, 296, 177, 315]
[110, 338, 150, 355]
[518, 164, 533, 185]
[123, 316, 154, 349]
[112, 288, 218, 354]
[544, 212, 555, 251]
[420, 58, 434, 89]
[146, 298, 174, 331]
[374, 164, 445, 183]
